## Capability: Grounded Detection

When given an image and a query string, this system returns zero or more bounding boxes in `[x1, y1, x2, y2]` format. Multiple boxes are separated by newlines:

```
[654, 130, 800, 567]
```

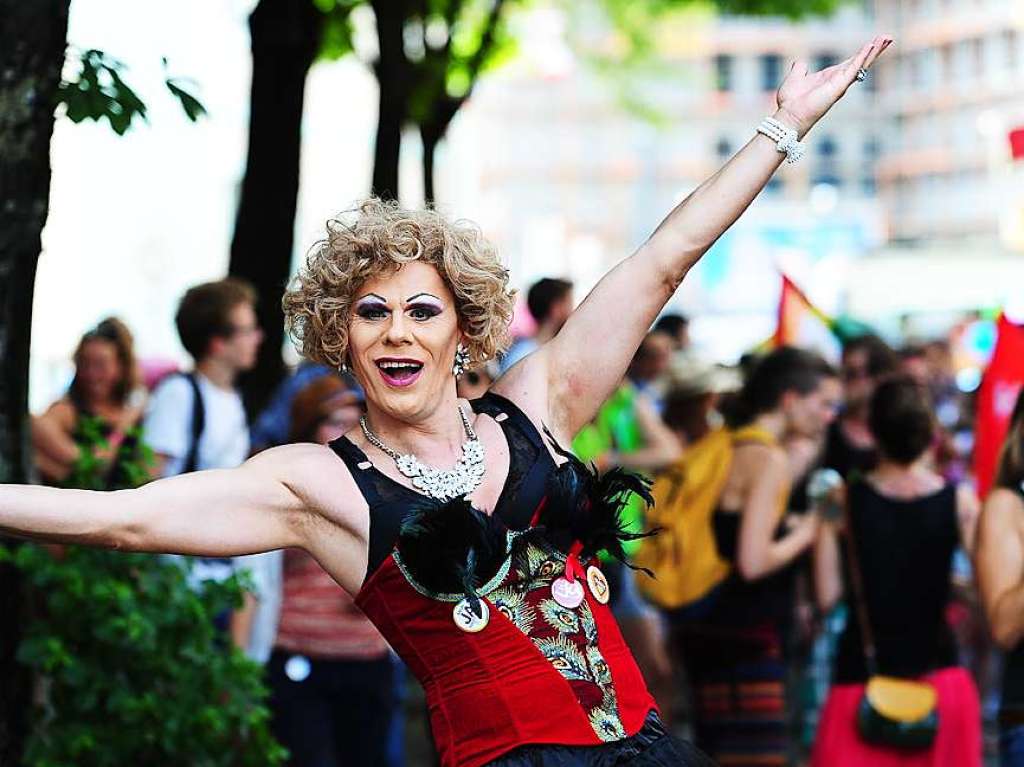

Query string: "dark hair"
[995, 389, 1024, 493]
[69, 317, 139, 409]
[663, 390, 714, 444]
[653, 313, 689, 337]
[526, 278, 572, 323]
[843, 333, 899, 378]
[632, 331, 673, 362]
[725, 346, 835, 427]
[175, 278, 257, 361]
[289, 375, 348, 443]
[868, 376, 935, 464]
[899, 344, 927, 361]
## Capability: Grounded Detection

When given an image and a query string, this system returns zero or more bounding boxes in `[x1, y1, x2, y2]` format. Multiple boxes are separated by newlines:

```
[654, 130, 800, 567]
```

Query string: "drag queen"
[1, 38, 889, 766]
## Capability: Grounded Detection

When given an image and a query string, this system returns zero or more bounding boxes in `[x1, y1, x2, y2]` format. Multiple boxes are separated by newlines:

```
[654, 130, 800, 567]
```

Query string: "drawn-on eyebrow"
[406, 292, 442, 304]
[354, 293, 388, 305]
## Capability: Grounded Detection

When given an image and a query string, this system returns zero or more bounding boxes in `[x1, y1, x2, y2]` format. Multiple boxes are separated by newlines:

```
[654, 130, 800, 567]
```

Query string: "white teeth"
[378, 361, 422, 370]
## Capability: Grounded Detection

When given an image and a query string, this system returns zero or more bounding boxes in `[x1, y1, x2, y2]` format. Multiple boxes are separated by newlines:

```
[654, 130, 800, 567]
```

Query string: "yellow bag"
[634, 426, 775, 609]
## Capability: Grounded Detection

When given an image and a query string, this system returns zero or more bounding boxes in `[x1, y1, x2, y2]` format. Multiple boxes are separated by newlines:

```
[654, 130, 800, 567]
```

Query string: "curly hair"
[283, 199, 515, 370]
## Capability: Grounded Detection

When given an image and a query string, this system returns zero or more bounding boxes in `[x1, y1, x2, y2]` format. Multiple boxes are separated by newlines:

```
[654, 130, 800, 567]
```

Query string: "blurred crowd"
[30, 274, 1024, 767]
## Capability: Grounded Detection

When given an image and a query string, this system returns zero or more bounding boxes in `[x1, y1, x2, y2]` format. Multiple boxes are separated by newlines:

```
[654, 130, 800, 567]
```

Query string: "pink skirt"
[810, 667, 981, 767]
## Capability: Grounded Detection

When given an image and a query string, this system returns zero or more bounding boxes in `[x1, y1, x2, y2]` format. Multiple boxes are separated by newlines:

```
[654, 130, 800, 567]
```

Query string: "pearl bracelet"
[756, 116, 806, 165]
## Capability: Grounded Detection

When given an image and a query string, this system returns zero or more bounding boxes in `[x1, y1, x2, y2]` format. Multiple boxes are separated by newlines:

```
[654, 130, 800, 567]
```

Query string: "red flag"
[1011, 127, 1024, 161]
[973, 314, 1024, 498]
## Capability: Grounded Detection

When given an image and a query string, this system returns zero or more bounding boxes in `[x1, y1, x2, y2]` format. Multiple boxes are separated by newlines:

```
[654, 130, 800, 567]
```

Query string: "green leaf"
[165, 80, 208, 121]
[318, 5, 357, 61]
[59, 47, 209, 135]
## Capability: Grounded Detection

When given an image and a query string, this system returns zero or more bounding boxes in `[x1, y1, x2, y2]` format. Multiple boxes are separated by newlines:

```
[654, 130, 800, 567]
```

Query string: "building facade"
[873, 0, 1024, 247]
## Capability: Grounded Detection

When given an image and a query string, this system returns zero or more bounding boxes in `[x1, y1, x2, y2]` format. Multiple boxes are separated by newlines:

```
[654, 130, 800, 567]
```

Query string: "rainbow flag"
[753, 275, 871, 357]
[766, 275, 842, 361]
[774, 275, 835, 347]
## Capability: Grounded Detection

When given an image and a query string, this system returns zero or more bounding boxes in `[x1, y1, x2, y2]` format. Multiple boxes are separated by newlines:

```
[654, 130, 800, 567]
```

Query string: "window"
[971, 38, 984, 78]
[760, 53, 783, 91]
[765, 176, 785, 195]
[940, 44, 954, 80]
[861, 175, 877, 195]
[864, 137, 881, 161]
[1005, 29, 1019, 71]
[715, 137, 733, 159]
[818, 136, 839, 158]
[714, 54, 734, 92]
[811, 173, 843, 189]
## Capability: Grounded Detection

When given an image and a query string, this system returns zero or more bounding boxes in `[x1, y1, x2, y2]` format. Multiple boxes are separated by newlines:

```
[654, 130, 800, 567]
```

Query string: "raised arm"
[0, 443, 369, 592]
[499, 38, 892, 438]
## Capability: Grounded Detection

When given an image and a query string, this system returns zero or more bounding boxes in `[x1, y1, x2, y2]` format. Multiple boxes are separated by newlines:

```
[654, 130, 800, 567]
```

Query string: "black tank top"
[1000, 486, 1024, 715]
[329, 391, 557, 581]
[833, 480, 959, 683]
[710, 511, 794, 624]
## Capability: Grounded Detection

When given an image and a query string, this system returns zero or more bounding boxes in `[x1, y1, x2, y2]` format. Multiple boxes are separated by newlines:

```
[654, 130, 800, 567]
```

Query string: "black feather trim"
[540, 426, 659, 575]
[396, 495, 510, 603]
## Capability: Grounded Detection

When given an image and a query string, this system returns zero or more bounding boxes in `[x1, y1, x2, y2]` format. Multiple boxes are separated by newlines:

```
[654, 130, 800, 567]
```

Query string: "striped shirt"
[274, 548, 389, 660]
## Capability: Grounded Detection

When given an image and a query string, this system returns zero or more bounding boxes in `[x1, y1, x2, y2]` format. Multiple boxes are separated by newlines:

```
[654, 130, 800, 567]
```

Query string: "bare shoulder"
[982, 487, 1024, 527]
[245, 442, 371, 594]
[733, 441, 786, 474]
[41, 398, 76, 429]
[245, 442, 369, 538]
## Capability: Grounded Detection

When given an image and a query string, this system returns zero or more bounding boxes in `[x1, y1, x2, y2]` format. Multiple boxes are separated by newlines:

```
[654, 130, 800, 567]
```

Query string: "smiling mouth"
[375, 359, 424, 387]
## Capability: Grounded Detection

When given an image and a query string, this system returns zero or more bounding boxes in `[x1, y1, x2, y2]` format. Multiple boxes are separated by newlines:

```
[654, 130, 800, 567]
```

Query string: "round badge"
[453, 598, 490, 633]
[551, 576, 585, 609]
[284, 654, 311, 682]
[586, 565, 611, 605]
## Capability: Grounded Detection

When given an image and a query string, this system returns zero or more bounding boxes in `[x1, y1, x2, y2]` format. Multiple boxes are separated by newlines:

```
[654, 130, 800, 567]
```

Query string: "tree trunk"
[0, 0, 71, 760]
[370, 0, 412, 201]
[421, 126, 439, 206]
[229, 0, 323, 416]
[418, 96, 461, 206]
[414, 0, 504, 206]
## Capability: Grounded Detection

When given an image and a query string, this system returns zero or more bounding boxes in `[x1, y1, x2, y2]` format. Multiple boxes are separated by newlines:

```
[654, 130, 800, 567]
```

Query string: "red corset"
[355, 538, 657, 767]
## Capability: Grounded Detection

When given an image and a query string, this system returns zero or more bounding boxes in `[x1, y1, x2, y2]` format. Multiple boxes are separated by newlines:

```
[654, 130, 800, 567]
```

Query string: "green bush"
[1, 416, 285, 766]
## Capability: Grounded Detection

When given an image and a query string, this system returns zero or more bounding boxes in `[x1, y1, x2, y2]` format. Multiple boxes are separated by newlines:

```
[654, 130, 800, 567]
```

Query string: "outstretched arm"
[503, 37, 892, 438]
[0, 443, 360, 559]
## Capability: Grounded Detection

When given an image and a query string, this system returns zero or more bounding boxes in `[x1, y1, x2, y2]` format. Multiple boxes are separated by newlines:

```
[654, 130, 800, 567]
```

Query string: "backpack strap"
[181, 373, 205, 474]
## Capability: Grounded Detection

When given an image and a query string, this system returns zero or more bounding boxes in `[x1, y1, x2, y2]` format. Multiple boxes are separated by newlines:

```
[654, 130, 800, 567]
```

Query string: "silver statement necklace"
[359, 407, 486, 503]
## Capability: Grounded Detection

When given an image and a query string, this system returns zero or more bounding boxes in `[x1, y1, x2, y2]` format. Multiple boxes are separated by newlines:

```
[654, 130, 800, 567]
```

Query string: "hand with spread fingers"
[774, 35, 894, 138]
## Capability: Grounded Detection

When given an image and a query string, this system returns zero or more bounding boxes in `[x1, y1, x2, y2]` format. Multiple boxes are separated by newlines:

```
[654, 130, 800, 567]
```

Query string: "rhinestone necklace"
[359, 406, 486, 502]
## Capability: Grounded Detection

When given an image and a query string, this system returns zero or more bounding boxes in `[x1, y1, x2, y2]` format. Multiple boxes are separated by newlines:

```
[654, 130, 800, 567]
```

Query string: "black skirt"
[485, 713, 717, 766]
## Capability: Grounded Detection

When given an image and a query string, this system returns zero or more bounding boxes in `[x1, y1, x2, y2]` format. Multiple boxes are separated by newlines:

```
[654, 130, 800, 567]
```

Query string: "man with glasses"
[143, 279, 265, 647]
[145, 278, 263, 479]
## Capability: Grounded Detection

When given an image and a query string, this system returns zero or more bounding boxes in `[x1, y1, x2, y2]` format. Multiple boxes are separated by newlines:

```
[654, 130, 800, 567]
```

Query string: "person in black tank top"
[0, 43, 896, 766]
[674, 347, 841, 767]
[977, 389, 1024, 766]
[810, 377, 981, 767]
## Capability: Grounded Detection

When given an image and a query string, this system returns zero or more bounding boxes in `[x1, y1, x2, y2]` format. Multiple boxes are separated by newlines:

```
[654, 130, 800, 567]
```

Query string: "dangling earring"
[453, 343, 471, 378]
[340, 356, 349, 375]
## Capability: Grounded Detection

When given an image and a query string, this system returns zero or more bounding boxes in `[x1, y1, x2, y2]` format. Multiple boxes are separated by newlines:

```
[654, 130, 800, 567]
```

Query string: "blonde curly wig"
[283, 199, 515, 370]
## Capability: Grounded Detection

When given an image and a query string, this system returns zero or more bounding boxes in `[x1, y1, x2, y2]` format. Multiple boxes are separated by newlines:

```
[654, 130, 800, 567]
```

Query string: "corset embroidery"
[487, 540, 626, 742]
